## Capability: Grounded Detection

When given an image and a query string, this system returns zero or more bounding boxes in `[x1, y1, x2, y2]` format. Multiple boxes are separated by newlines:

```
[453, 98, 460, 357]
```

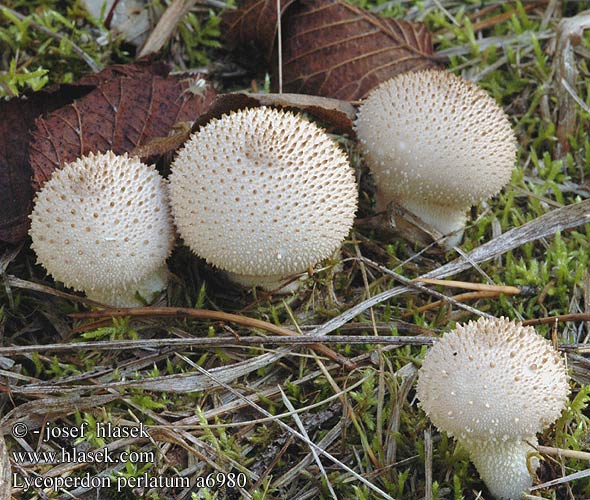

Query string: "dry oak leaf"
[30, 68, 216, 191]
[0, 85, 93, 244]
[279, 0, 439, 99]
[223, 0, 298, 63]
[223, 0, 438, 100]
[192, 91, 357, 134]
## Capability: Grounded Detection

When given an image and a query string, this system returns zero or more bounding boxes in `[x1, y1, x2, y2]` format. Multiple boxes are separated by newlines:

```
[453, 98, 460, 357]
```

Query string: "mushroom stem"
[86, 264, 169, 307]
[383, 195, 466, 249]
[462, 437, 539, 500]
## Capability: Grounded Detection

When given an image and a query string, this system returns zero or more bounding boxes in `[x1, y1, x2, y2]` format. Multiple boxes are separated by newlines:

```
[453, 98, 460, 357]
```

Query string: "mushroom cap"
[355, 69, 517, 209]
[169, 107, 357, 279]
[416, 317, 569, 442]
[29, 151, 175, 295]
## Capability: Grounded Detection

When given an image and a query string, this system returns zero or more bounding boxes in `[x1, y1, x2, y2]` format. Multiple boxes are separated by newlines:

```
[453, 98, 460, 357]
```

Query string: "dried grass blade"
[189, 361, 397, 500]
[413, 278, 521, 294]
[279, 387, 338, 500]
[0, 431, 9, 500]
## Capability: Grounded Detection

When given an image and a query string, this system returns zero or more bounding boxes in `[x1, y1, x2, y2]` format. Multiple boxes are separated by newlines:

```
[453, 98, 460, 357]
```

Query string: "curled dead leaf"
[193, 91, 356, 133]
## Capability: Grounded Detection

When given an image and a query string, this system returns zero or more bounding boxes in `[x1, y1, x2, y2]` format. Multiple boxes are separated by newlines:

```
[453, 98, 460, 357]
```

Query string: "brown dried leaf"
[279, 0, 438, 99]
[0, 86, 93, 243]
[30, 71, 216, 191]
[222, 0, 298, 63]
[193, 91, 356, 133]
[224, 0, 439, 100]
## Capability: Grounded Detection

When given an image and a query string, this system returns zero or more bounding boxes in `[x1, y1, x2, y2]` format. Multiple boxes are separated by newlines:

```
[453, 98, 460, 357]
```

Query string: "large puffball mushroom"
[29, 151, 175, 307]
[417, 317, 570, 500]
[169, 107, 358, 291]
[355, 69, 517, 249]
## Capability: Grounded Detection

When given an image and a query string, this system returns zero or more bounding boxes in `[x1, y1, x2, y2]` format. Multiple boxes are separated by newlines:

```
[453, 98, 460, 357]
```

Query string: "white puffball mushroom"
[29, 151, 175, 307]
[169, 107, 358, 291]
[417, 317, 570, 500]
[355, 69, 517, 249]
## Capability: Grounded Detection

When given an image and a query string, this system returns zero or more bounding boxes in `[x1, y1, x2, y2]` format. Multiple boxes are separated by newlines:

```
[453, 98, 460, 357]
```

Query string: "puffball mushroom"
[169, 107, 357, 291]
[29, 151, 175, 307]
[417, 317, 570, 500]
[355, 69, 517, 249]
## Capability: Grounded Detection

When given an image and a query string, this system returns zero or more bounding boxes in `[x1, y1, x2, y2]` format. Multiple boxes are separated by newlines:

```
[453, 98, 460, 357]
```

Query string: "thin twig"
[424, 428, 433, 500]
[538, 445, 590, 461]
[0, 335, 437, 356]
[401, 290, 506, 318]
[414, 278, 521, 295]
[276, 0, 283, 93]
[70, 307, 356, 370]
[523, 313, 590, 326]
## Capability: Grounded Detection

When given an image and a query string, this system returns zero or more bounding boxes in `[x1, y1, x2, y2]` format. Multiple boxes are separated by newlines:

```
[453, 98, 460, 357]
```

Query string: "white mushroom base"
[377, 191, 467, 250]
[226, 271, 303, 293]
[85, 264, 169, 307]
[463, 437, 539, 500]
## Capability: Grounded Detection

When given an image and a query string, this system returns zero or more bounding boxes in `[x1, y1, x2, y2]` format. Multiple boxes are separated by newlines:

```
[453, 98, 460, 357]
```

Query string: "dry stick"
[0, 5, 101, 72]
[0, 431, 9, 500]
[276, 0, 283, 94]
[5, 275, 101, 306]
[469, 2, 540, 33]
[309, 199, 590, 338]
[554, 11, 590, 156]
[403, 279, 521, 317]
[139, 0, 196, 57]
[401, 290, 506, 318]
[70, 307, 356, 370]
[523, 313, 590, 326]
[538, 445, 590, 461]
[413, 278, 521, 295]
[0, 335, 436, 357]
[424, 428, 433, 500]
[530, 469, 590, 491]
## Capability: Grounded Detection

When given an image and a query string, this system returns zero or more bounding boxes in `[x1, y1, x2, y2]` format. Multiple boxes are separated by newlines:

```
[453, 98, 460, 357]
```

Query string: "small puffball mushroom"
[169, 107, 358, 291]
[355, 69, 517, 249]
[29, 151, 175, 307]
[417, 317, 570, 500]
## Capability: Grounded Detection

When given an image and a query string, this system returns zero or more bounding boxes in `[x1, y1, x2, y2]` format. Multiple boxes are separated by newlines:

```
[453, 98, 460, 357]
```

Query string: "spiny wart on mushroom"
[416, 316, 570, 500]
[355, 68, 517, 249]
[169, 106, 358, 291]
[29, 151, 175, 306]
